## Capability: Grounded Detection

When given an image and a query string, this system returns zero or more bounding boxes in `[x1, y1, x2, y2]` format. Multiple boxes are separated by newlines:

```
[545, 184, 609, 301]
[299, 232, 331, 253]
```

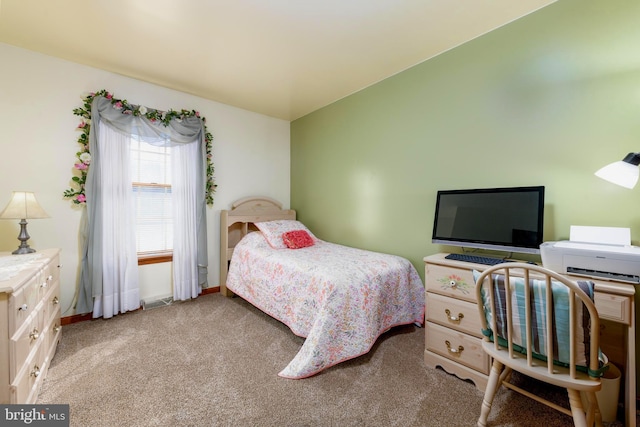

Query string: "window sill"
[138, 253, 173, 265]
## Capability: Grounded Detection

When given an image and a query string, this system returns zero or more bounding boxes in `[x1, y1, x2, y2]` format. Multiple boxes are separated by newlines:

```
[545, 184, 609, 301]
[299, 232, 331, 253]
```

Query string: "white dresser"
[0, 248, 62, 403]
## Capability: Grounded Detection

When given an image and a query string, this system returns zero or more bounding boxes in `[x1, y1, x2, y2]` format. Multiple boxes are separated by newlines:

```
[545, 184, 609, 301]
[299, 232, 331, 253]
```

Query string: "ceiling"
[0, 0, 556, 121]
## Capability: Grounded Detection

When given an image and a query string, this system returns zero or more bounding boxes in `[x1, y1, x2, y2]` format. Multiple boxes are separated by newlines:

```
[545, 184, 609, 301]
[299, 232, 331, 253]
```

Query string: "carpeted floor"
[37, 293, 628, 426]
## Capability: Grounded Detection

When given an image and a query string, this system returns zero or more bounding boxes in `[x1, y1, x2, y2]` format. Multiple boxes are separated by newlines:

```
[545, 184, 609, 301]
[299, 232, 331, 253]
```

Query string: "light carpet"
[37, 293, 628, 426]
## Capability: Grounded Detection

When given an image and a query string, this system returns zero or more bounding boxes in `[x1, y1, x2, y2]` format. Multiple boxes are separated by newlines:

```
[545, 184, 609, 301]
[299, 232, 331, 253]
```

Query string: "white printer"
[540, 240, 640, 284]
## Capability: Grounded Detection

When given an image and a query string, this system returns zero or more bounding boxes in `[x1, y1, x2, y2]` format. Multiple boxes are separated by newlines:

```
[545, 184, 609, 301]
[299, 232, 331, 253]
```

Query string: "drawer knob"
[41, 281, 48, 288]
[52, 296, 59, 305]
[18, 304, 28, 312]
[29, 328, 40, 341]
[445, 309, 464, 323]
[47, 274, 53, 281]
[53, 324, 61, 333]
[445, 340, 464, 356]
[30, 365, 41, 378]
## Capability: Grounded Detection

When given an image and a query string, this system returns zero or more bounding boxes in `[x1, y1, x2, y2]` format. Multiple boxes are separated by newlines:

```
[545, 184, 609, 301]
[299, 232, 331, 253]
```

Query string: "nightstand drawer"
[424, 263, 477, 303]
[425, 322, 489, 374]
[426, 293, 483, 338]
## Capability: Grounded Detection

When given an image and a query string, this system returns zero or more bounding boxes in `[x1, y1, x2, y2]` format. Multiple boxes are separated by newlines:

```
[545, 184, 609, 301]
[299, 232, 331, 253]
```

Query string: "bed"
[220, 196, 425, 379]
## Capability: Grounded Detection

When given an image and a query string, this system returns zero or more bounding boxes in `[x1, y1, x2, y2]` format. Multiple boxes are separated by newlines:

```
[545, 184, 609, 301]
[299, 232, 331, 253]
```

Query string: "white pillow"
[254, 220, 317, 249]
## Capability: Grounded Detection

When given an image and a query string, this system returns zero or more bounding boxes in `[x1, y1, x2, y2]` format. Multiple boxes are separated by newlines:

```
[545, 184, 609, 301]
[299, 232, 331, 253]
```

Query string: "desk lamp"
[594, 152, 640, 189]
[0, 191, 49, 254]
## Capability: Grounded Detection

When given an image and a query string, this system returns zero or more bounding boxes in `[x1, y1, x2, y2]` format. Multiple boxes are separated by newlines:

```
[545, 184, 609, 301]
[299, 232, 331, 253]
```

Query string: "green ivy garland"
[63, 89, 216, 205]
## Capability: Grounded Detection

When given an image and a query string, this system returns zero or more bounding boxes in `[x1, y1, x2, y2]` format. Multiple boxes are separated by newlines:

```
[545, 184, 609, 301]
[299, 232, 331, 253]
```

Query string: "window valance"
[64, 89, 216, 206]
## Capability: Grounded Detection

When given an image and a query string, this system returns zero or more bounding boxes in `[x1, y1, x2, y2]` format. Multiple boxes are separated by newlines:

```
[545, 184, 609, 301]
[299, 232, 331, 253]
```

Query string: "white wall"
[0, 43, 290, 316]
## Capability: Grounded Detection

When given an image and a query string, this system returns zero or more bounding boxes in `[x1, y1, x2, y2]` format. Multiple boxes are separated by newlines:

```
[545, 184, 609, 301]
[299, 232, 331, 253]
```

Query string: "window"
[130, 139, 173, 262]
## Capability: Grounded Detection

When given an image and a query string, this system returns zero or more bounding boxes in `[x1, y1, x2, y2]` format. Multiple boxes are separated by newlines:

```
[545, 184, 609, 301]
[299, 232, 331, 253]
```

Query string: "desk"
[424, 253, 636, 427]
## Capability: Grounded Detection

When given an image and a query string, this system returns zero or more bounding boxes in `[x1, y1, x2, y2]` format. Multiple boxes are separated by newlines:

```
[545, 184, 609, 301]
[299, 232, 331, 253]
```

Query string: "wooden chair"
[474, 263, 604, 427]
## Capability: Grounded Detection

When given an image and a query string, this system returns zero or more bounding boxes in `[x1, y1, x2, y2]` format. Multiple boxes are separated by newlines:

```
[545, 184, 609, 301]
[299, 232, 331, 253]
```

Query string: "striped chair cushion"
[473, 270, 605, 375]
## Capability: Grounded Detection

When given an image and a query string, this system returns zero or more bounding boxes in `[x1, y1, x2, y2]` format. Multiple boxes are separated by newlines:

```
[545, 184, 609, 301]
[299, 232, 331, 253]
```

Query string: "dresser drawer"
[9, 308, 44, 382]
[425, 263, 478, 303]
[10, 343, 45, 404]
[425, 322, 489, 374]
[45, 306, 62, 357]
[8, 274, 41, 334]
[426, 293, 483, 338]
[37, 268, 55, 301]
[40, 254, 59, 297]
[43, 280, 61, 326]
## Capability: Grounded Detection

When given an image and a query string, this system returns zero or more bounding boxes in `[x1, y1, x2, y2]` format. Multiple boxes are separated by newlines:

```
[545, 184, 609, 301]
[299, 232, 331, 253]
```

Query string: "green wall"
[291, 0, 640, 401]
[291, 0, 640, 273]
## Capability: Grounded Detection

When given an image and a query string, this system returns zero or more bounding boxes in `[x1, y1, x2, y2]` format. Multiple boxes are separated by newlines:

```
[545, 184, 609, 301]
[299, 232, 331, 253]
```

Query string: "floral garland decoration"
[63, 89, 216, 205]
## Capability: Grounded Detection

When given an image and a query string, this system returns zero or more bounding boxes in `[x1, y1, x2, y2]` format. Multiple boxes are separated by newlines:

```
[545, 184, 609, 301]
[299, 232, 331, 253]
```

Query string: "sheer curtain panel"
[92, 124, 139, 318]
[172, 141, 202, 300]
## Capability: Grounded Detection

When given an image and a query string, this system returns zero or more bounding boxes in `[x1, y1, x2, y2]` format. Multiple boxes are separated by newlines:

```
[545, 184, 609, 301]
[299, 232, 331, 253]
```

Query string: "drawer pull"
[29, 328, 40, 341]
[445, 340, 464, 355]
[53, 324, 61, 333]
[41, 281, 48, 288]
[18, 304, 28, 312]
[52, 296, 59, 305]
[445, 309, 464, 323]
[30, 365, 41, 378]
[47, 274, 53, 281]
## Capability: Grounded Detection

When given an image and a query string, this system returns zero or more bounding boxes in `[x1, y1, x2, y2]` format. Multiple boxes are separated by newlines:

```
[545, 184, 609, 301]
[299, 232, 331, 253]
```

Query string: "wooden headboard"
[219, 196, 295, 296]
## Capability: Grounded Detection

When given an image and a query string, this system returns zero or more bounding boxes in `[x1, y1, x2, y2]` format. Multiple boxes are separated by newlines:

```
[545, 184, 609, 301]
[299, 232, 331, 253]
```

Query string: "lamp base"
[12, 246, 36, 255]
[12, 218, 36, 255]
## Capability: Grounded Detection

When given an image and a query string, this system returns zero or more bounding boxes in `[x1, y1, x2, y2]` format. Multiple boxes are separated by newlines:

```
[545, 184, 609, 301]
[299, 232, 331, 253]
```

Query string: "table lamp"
[594, 152, 640, 189]
[0, 191, 49, 254]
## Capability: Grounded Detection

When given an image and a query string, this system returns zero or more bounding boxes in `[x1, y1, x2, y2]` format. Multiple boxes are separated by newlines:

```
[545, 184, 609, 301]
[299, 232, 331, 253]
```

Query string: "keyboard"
[444, 253, 512, 266]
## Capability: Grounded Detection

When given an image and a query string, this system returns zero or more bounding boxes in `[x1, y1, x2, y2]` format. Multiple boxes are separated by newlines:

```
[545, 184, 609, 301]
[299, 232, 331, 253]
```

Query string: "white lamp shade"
[594, 161, 639, 189]
[0, 191, 49, 219]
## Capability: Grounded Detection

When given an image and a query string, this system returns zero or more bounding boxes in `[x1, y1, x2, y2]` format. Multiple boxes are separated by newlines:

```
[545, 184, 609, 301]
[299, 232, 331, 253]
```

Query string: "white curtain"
[76, 95, 208, 316]
[172, 140, 201, 300]
[92, 124, 140, 318]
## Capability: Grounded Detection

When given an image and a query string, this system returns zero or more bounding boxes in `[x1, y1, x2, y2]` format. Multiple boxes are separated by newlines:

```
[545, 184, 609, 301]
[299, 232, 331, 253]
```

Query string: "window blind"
[130, 140, 172, 254]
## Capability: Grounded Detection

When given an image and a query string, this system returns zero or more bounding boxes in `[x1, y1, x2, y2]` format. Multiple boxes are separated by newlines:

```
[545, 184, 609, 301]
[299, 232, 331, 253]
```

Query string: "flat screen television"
[432, 186, 545, 255]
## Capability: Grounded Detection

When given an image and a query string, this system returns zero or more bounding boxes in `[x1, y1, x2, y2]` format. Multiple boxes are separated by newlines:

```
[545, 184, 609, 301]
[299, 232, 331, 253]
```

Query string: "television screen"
[432, 186, 545, 254]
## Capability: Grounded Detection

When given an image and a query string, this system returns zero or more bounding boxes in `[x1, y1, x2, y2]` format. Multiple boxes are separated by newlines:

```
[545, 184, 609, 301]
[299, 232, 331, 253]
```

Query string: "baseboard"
[202, 286, 219, 295]
[61, 285, 220, 325]
[61, 312, 93, 326]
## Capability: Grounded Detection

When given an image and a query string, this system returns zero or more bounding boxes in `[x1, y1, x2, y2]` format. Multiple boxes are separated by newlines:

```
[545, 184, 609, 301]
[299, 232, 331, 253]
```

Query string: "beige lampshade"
[0, 191, 49, 220]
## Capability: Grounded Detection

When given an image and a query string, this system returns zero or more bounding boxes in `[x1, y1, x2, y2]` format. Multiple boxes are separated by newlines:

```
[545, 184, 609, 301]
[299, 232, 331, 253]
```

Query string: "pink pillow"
[282, 230, 315, 249]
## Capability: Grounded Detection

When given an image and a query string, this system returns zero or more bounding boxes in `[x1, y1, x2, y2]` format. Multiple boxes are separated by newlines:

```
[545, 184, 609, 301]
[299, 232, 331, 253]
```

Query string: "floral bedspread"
[225, 231, 425, 379]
